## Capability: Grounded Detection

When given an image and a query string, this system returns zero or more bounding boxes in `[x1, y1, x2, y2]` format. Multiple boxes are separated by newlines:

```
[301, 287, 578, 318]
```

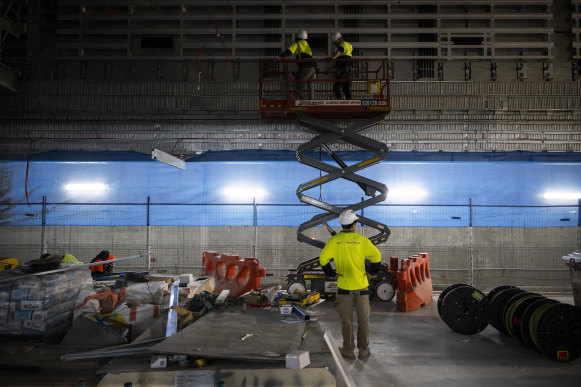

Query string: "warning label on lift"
[295, 99, 387, 107]
[295, 100, 361, 106]
[325, 281, 338, 292]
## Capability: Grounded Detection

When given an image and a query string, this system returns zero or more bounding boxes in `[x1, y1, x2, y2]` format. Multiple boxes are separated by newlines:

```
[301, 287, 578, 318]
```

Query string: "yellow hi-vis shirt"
[338, 41, 353, 58]
[288, 40, 313, 58]
[319, 231, 381, 290]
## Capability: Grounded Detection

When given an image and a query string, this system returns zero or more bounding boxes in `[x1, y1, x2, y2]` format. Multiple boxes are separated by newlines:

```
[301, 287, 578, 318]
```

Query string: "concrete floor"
[1, 293, 579, 386]
[315, 294, 581, 387]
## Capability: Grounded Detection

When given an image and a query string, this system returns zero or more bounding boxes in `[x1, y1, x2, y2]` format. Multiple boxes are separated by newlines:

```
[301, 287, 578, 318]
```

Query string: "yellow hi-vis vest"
[338, 41, 353, 58]
[319, 231, 381, 290]
[288, 39, 313, 58]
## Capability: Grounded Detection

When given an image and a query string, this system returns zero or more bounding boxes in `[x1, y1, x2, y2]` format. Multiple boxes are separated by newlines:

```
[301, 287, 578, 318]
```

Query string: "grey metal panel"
[391, 81, 581, 96]
[508, 96, 581, 111]
[393, 95, 487, 110]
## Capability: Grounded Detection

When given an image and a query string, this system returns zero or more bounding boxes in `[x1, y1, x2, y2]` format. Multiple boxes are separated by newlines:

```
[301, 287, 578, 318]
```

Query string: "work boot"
[339, 347, 355, 360]
[358, 347, 371, 360]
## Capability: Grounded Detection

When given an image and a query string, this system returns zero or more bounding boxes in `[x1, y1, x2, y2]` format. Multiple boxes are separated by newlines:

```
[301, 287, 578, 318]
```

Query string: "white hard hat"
[331, 32, 342, 42]
[297, 30, 308, 40]
[339, 209, 359, 226]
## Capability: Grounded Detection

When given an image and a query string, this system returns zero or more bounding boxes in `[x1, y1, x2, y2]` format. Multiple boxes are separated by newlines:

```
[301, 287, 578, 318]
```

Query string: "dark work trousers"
[294, 66, 316, 100]
[335, 288, 370, 351]
[334, 65, 352, 99]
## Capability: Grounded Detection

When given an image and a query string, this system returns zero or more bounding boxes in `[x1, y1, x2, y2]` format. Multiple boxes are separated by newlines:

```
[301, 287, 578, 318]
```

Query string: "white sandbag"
[124, 281, 168, 305]
[91, 303, 164, 338]
[187, 276, 215, 298]
[73, 288, 99, 320]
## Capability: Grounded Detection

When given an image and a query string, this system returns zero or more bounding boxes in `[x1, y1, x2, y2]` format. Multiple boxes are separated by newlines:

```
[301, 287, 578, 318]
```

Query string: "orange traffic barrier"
[202, 251, 267, 297]
[396, 252, 433, 312]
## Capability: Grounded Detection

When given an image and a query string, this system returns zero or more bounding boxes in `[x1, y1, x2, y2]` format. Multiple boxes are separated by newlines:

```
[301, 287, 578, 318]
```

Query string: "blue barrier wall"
[1, 151, 580, 227]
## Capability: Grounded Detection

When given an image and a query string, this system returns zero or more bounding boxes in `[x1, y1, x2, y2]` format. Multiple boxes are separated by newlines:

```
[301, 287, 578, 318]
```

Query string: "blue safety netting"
[0, 150, 579, 227]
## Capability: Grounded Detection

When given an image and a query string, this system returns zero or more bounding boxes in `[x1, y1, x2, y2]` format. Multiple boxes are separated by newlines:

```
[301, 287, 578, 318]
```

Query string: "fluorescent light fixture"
[543, 192, 581, 200]
[223, 187, 266, 200]
[65, 183, 108, 192]
[152, 149, 185, 170]
[388, 188, 428, 199]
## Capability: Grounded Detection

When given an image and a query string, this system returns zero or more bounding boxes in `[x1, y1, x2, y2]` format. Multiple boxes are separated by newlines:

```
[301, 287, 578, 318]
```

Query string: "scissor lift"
[258, 58, 396, 301]
[259, 58, 391, 119]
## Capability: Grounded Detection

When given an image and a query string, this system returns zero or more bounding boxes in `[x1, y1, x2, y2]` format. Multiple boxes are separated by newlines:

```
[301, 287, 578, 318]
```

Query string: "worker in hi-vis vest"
[90, 250, 115, 275]
[319, 209, 382, 361]
[329, 32, 353, 99]
[276, 29, 316, 100]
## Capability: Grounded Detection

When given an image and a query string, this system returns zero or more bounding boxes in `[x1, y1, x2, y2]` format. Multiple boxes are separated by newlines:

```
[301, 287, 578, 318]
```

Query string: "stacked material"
[439, 284, 581, 362]
[0, 267, 93, 340]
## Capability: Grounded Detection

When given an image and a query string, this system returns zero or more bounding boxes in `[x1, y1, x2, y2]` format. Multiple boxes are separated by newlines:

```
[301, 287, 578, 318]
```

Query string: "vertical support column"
[146, 196, 151, 272]
[578, 199, 581, 250]
[253, 197, 258, 258]
[468, 197, 474, 286]
[41, 196, 47, 255]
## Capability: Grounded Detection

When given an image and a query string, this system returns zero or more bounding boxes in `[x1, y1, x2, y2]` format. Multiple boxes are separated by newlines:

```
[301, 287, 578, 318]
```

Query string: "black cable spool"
[439, 285, 489, 335]
[486, 285, 516, 304]
[520, 297, 559, 351]
[532, 303, 581, 362]
[489, 287, 525, 336]
[502, 292, 539, 338]
[509, 293, 544, 346]
[437, 283, 470, 316]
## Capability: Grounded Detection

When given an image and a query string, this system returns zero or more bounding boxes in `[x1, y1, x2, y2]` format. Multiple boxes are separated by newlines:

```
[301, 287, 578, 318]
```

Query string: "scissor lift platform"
[259, 58, 391, 119]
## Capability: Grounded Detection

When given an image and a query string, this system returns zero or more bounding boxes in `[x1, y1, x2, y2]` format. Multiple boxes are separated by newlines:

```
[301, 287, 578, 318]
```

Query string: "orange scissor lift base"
[259, 58, 391, 120]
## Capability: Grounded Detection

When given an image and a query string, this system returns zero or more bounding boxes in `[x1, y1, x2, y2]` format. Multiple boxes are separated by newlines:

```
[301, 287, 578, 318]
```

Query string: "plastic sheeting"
[0, 151, 580, 227]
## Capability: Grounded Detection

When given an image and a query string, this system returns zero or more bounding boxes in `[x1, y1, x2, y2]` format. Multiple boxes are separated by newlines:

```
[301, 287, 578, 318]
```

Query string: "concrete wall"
[1, 225, 577, 293]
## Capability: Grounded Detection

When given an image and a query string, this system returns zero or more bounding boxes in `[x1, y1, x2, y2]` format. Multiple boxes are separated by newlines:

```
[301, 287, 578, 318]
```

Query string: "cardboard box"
[286, 350, 310, 369]
[243, 291, 269, 306]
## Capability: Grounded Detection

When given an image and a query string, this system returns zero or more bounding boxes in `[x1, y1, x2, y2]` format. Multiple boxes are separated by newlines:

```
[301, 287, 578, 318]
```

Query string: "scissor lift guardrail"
[259, 58, 391, 119]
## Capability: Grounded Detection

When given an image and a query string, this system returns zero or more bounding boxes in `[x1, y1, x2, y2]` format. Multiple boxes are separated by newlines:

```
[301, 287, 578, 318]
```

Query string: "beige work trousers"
[335, 289, 370, 351]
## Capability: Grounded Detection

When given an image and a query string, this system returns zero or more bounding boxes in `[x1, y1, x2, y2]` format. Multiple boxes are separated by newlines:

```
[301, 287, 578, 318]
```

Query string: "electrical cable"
[25, 139, 34, 207]
[196, 0, 230, 81]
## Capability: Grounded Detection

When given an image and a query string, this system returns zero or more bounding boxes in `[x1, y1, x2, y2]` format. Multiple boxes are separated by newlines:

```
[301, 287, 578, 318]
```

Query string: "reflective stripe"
[289, 40, 313, 57]
[339, 41, 353, 57]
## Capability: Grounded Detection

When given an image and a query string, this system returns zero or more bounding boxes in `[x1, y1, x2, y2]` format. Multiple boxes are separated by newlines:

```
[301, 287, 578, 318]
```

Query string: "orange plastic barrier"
[202, 251, 267, 297]
[396, 252, 433, 312]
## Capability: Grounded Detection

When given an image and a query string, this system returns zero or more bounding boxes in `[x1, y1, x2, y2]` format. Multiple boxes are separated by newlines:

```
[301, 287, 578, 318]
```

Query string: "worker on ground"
[319, 209, 382, 361]
[90, 250, 115, 275]
[276, 29, 316, 100]
[329, 32, 353, 99]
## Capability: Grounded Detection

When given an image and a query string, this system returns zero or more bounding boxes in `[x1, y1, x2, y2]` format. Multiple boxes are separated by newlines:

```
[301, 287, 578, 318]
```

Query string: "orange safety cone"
[396, 252, 433, 312]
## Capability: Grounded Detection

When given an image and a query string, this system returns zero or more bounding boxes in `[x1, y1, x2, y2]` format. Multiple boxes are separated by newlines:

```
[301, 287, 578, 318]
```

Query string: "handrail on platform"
[259, 57, 391, 119]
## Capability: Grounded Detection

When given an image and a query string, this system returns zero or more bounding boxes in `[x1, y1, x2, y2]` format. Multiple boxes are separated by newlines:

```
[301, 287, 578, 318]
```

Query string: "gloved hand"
[272, 57, 279, 63]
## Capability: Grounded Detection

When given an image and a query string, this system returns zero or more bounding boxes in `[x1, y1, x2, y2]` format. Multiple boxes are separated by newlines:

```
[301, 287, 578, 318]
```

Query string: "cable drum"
[533, 303, 581, 362]
[502, 292, 540, 338]
[488, 287, 525, 336]
[437, 283, 469, 316]
[439, 283, 581, 362]
[485, 285, 516, 332]
[508, 294, 544, 345]
[438, 285, 489, 335]
[519, 298, 559, 350]
[486, 285, 515, 302]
